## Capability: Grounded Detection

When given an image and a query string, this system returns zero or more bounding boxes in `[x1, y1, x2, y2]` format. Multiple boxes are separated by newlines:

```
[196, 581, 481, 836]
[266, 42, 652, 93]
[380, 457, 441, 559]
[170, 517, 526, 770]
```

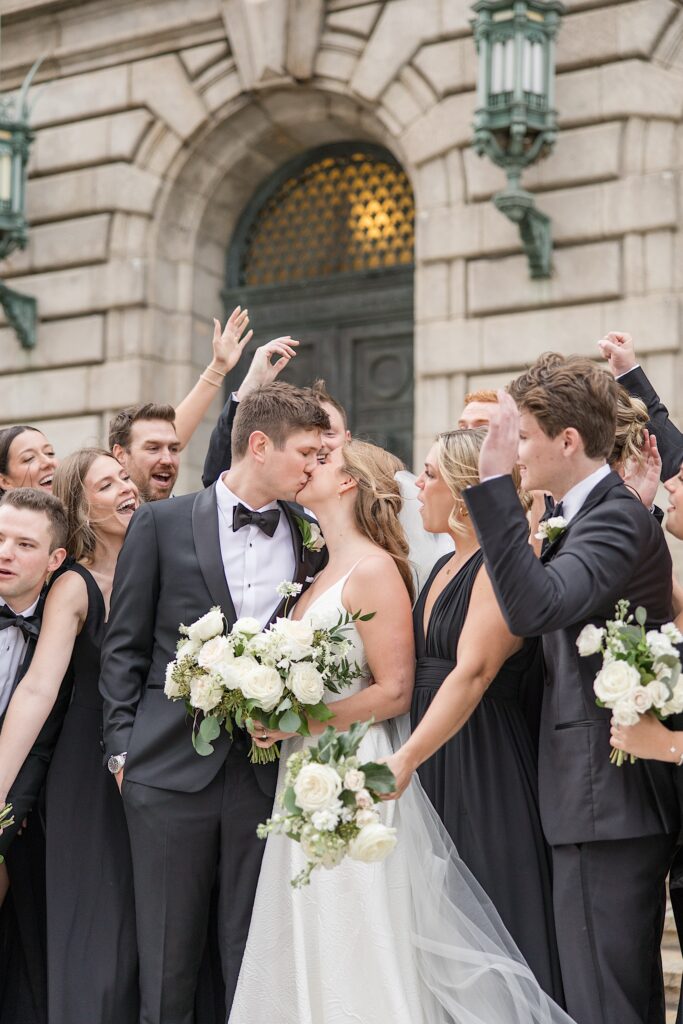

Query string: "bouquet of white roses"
[164, 586, 374, 764]
[0, 803, 14, 863]
[577, 600, 683, 765]
[257, 719, 397, 887]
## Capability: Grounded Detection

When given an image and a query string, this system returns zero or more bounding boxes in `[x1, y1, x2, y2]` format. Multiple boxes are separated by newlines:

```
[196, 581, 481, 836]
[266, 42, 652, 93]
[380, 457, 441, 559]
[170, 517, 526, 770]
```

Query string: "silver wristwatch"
[107, 752, 127, 774]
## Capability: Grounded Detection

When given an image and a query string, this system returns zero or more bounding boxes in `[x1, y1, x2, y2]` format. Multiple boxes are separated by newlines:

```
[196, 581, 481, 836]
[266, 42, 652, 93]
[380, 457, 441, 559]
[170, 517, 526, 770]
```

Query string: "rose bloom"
[355, 788, 373, 809]
[593, 660, 641, 705]
[288, 662, 325, 705]
[355, 808, 379, 828]
[232, 617, 262, 637]
[631, 687, 653, 714]
[343, 768, 366, 792]
[611, 699, 641, 727]
[197, 635, 233, 671]
[189, 673, 223, 714]
[177, 638, 201, 661]
[187, 607, 224, 643]
[239, 663, 285, 712]
[646, 630, 677, 661]
[347, 822, 398, 863]
[273, 617, 315, 661]
[576, 624, 605, 657]
[294, 763, 343, 812]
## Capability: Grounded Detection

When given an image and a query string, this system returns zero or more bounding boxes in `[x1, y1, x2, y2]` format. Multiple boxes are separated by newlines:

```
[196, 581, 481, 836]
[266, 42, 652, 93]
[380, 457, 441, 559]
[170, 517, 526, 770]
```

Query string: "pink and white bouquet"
[257, 719, 397, 887]
[164, 587, 373, 764]
[577, 600, 683, 765]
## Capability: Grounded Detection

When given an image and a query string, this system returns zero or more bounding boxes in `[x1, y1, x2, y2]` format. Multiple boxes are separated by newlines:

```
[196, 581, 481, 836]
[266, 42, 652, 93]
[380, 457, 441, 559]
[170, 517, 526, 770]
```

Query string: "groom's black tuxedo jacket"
[619, 364, 683, 482]
[99, 483, 326, 796]
[465, 471, 680, 847]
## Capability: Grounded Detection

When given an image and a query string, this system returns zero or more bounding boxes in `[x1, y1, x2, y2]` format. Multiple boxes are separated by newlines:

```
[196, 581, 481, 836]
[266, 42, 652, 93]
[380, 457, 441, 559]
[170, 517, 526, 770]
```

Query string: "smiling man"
[109, 404, 180, 502]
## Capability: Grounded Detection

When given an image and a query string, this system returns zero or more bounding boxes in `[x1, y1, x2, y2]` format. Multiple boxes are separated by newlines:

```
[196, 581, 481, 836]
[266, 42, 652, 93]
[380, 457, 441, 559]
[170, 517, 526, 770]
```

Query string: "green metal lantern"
[0, 58, 41, 349]
[471, 0, 564, 278]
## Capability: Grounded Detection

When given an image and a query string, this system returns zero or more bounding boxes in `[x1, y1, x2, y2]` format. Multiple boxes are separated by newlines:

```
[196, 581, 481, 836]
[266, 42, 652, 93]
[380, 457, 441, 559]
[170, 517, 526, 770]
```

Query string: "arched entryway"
[223, 142, 415, 465]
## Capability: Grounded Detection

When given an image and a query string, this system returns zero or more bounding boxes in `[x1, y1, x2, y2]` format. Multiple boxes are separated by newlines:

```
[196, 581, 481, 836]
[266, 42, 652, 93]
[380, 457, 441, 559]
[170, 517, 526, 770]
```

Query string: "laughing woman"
[0, 448, 140, 1024]
[0, 426, 59, 494]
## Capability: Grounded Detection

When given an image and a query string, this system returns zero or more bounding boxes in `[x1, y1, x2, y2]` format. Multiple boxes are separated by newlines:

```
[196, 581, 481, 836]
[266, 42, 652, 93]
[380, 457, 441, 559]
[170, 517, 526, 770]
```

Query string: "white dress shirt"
[0, 595, 40, 717]
[215, 477, 296, 627]
[559, 463, 612, 524]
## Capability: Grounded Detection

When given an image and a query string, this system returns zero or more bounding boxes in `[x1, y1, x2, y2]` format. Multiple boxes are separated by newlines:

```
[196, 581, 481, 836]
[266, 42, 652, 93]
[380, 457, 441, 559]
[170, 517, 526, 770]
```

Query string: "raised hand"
[477, 389, 520, 481]
[211, 306, 254, 375]
[621, 430, 662, 508]
[598, 331, 637, 377]
[236, 337, 300, 400]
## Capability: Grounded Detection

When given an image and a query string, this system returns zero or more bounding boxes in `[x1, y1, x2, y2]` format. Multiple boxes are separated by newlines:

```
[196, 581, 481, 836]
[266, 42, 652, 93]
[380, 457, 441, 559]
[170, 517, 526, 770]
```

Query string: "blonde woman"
[0, 448, 140, 1024]
[386, 428, 563, 1003]
[231, 439, 573, 1024]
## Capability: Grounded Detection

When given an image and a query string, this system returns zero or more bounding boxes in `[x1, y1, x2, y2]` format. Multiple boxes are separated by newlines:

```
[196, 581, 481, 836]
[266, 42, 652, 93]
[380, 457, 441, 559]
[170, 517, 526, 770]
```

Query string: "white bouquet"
[257, 719, 397, 887]
[164, 585, 374, 764]
[577, 600, 683, 765]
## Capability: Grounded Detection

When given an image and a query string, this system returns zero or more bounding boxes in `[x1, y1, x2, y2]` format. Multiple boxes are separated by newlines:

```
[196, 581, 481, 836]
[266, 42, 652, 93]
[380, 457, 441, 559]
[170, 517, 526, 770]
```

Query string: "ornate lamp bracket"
[494, 186, 551, 279]
[0, 280, 36, 349]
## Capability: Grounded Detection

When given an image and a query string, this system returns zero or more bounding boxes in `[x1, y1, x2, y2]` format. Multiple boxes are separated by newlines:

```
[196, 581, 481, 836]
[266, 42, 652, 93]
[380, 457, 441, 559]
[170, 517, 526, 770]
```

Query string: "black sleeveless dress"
[411, 551, 564, 1003]
[44, 563, 138, 1024]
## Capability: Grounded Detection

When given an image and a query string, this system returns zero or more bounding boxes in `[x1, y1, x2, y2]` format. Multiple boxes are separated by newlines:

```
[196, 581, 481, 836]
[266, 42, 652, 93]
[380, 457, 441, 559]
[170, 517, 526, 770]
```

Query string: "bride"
[230, 439, 572, 1024]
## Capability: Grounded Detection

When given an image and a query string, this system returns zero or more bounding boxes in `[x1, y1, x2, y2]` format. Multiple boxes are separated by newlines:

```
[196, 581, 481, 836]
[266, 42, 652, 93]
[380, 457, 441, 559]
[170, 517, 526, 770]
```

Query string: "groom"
[99, 382, 329, 1023]
[463, 354, 679, 1024]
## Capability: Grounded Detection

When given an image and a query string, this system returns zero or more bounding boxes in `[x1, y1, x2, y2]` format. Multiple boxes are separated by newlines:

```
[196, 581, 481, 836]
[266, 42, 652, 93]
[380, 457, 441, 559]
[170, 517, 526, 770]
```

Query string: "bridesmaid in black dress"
[0, 448, 140, 1024]
[387, 428, 563, 1004]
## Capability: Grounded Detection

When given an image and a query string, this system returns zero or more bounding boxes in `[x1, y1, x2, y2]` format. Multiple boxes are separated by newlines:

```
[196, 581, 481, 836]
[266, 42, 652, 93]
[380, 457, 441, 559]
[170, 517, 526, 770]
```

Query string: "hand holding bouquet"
[577, 600, 683, 765]
[165, 589, 374, 763]
[257, 719, 397, 887]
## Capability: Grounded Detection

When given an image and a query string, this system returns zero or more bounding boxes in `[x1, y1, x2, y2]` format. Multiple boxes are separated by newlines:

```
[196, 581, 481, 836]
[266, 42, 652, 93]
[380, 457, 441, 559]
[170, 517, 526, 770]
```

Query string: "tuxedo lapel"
[191, 484, 237, 623]
[268, 503, 320, 623]
[541, 471, 624, 564]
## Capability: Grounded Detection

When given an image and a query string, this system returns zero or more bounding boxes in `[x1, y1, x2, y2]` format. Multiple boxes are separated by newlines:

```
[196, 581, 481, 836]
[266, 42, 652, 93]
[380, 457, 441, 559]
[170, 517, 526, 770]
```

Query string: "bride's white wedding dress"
[229, 563, 574, 1024]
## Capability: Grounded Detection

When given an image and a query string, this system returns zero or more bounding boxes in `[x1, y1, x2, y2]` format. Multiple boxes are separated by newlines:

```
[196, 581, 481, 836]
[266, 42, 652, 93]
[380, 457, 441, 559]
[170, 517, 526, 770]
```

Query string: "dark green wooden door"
[223, 143, 415, 465]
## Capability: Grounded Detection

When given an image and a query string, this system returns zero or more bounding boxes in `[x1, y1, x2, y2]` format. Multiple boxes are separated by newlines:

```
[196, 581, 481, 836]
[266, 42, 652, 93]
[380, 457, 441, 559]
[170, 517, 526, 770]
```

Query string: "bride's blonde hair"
[436, 428, 528, 535]
[340, 439, 414, 602]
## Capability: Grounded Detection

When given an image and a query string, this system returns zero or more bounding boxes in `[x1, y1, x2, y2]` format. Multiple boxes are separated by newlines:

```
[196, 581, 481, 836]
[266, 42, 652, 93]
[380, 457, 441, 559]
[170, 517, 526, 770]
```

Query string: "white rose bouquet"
[164, 590, 374, 764]
[257, 719, 397, 887]
[577, 599, 683, 765]
[0, 803, 14, 863]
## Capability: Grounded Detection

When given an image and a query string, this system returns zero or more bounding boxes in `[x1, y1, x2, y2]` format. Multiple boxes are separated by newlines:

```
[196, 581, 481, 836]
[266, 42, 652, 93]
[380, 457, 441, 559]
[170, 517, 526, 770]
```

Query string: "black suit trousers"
[552, 833, 677, 1024]
[122, 740, 274, 1024]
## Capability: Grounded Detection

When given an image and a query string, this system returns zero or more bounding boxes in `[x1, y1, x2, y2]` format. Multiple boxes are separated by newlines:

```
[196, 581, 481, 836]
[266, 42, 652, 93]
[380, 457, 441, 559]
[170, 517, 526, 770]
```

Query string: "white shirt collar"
[0, 594, 40, 618]
[559, 463, 612, 523]
[215, 475, 279, 514]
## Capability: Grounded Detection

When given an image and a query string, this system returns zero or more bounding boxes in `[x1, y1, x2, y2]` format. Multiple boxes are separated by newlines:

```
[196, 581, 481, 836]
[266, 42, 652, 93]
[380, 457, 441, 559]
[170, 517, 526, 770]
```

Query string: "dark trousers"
[122, 745, 274, 1024]
[552, 833, 677, 1024]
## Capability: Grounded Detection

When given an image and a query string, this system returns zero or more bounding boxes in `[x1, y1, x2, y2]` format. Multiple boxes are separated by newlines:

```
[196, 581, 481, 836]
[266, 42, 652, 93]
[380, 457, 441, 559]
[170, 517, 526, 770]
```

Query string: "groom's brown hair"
[509, 353, 618, 460]
[232, 381, 330, 460]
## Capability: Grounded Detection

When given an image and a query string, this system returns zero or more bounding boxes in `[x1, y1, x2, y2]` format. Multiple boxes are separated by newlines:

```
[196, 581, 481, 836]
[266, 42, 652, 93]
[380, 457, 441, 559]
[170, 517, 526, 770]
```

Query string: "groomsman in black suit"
[599, 330, 683, 480]
[100, 382, 329, 1023]
[0, 489, 69, 1022]
[463, 353, 680, 1024]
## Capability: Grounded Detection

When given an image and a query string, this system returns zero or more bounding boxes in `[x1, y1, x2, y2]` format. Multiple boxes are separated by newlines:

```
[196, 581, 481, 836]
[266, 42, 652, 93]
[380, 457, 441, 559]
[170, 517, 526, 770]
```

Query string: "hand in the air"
[236, 337, 300, 400]
[620, 430, 661, 509]
[477, 389, 520, 481]
[210, 306, 254, 375]
[598, 331, 637, 377]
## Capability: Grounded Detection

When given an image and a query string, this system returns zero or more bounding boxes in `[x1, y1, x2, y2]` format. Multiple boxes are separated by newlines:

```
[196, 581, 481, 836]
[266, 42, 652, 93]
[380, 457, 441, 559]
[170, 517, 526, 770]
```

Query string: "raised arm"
[99, 503, 161, 758]
[0, 571, 87, 803]
[174, 308, 253, 451]
[599, 331, 683, 480]
[386, 566, 523, 796]
[201, 336, 299, 486]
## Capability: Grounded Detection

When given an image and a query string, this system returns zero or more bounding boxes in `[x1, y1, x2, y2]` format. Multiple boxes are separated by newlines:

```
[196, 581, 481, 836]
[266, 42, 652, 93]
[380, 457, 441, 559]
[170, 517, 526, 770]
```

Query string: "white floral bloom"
[646, 630, 677, 660]
[177, 638, 201, 661]
[576, 624, 605, 657]
[311, 807, 340, 832]
[189, 673, 223, 714]
[308, 523, 325, 551]
[232, 617, 261, 637]
[611, 699, 641, 727]
[186, 607, 224, 643]
[197, 635, 234, 672]
[293, 763, 342, 812]
[593, 660, 641, 705]
[239, 663, 285, 712]
[534, 516, 568, 541]
[632, 687, 653, 714]
[645, 680, 671, 708]
[343, 768, 366, 792]
[246, 632, 280, 666]
[163, 661, 184, 699]
[348, 822, 398, 863]
[276, 581, 303, 599]
[320, 846, 345, 870]
[355, 808, 379, 828]
[272, 617, 315, 661]
[661, 622, 683, 644]
[355, 788, 373, 809]
[222, 655, 259, 691]
[309, 606, 340, 631]
[288, 662, 325, 705]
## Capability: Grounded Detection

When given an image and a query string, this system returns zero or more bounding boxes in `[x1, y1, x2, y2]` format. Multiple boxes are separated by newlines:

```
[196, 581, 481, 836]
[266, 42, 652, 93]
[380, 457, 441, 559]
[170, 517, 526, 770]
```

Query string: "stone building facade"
[1, 0, 682, 491]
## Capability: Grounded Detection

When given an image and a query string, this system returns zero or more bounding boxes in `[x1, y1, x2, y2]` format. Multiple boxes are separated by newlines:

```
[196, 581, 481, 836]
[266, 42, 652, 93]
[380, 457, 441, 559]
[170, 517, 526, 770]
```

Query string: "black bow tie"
[232, 503, 281, 538]
[0, 604, 41, 641]
[540, 499, 564, 524]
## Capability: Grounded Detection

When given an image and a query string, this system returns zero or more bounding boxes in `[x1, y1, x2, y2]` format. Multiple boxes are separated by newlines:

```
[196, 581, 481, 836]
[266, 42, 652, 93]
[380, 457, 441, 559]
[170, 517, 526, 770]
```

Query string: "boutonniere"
[535, 516, 568, 543]
[295, 515, 325, 553]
